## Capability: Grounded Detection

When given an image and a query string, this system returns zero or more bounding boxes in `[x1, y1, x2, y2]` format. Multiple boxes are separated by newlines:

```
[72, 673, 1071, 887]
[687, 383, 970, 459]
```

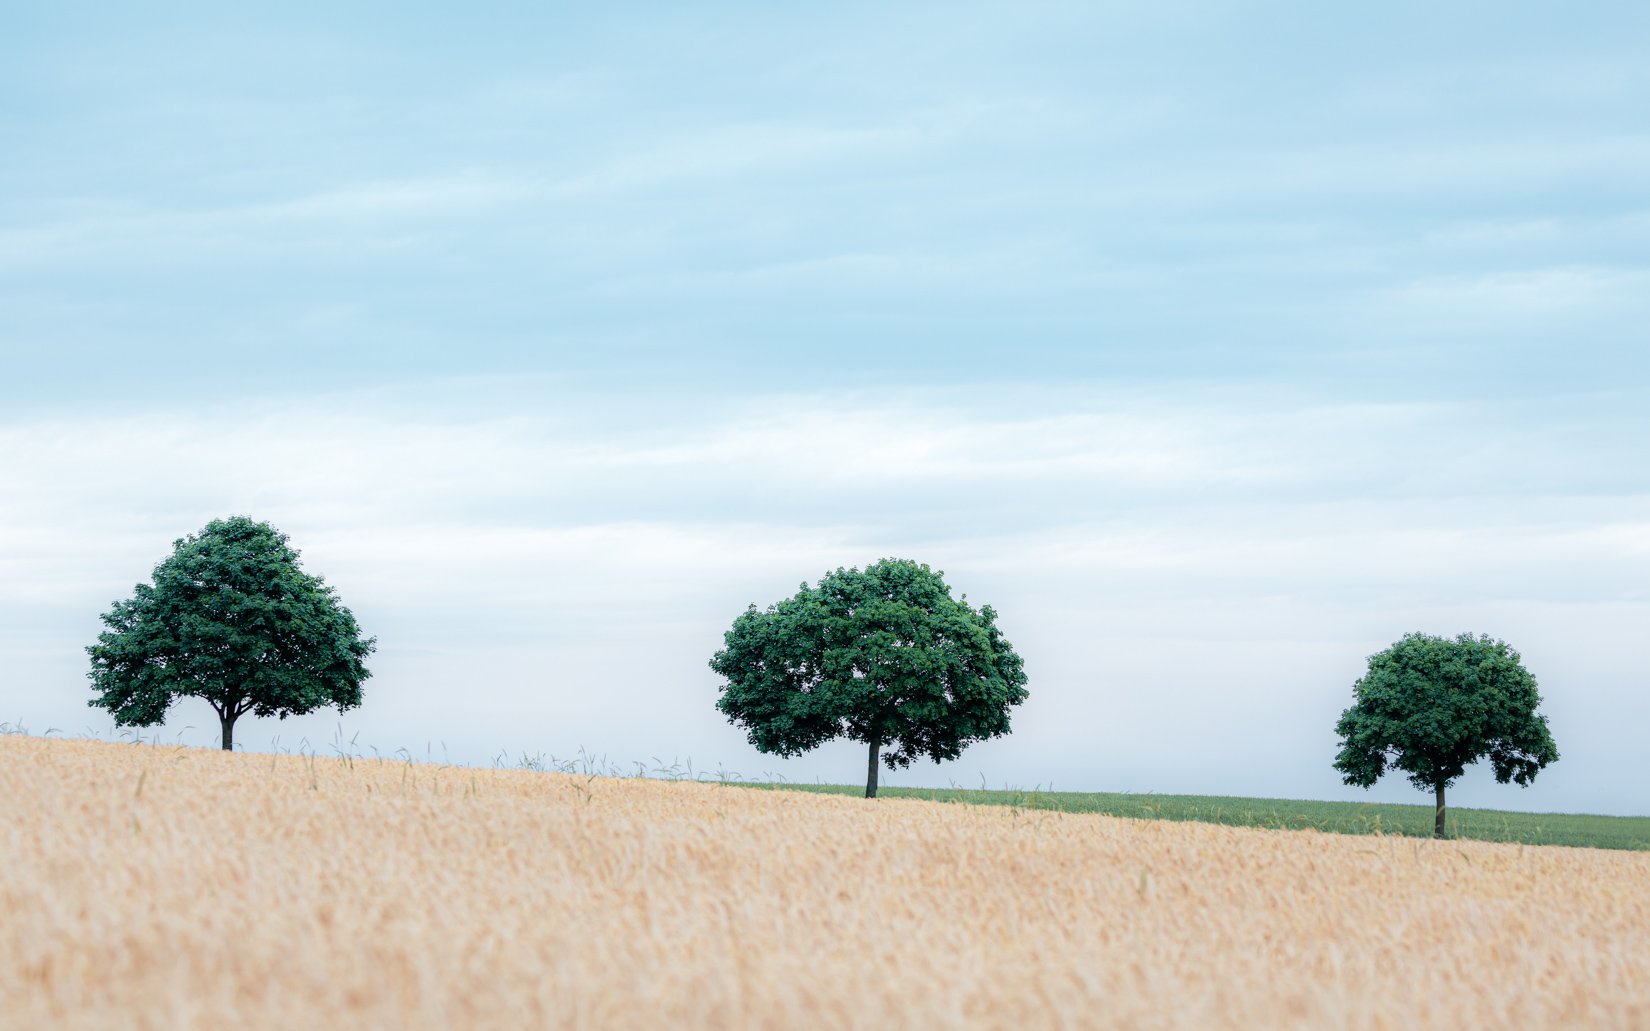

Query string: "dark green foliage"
[739, 784, 1648, 850]
[1333, 632, 1558, 835]
[709, 559, 1028, 796]
[88, 516, 375, 750]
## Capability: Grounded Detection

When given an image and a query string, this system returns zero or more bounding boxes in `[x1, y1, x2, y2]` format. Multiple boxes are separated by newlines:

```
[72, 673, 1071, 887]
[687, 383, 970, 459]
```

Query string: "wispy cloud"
[1384, 266, 1650, 324]
[0, 172, 533, 268]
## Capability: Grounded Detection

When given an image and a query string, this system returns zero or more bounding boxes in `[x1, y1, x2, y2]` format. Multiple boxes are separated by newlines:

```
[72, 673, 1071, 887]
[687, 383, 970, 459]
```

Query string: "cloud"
[1385, 266, 1650, 325]
[0, 173, 534, 270]
[1, 382, 1645, 813]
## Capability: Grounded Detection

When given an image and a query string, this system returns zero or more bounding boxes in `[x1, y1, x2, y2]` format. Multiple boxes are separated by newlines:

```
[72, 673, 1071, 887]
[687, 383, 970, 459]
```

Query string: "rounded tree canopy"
[1333, 632, 1558, 794]
[88, 516, 375, 747]
[710, 559, 1028, 774]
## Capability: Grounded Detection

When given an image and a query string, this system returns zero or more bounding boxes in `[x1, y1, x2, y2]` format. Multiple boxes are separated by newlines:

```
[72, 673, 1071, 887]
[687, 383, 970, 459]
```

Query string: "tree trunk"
[220, 710, 237, 751]
[1434, 782, 1446, 839]
[865, 738, 880, 799]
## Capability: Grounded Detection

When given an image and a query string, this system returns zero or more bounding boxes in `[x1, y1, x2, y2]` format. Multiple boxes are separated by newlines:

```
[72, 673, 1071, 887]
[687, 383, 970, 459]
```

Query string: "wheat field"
[2, 736, 1647, 1030]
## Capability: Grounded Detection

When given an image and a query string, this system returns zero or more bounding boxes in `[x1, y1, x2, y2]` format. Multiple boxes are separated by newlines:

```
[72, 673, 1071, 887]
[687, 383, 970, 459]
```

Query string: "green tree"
[88, 516, 375, 751]
[710, 559, 1028, 798]
[1333, 632, 1558, 838]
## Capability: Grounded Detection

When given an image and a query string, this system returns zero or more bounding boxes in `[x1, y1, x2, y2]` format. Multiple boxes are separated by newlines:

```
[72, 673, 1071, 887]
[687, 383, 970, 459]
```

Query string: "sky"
[2, 2, 1646, 813]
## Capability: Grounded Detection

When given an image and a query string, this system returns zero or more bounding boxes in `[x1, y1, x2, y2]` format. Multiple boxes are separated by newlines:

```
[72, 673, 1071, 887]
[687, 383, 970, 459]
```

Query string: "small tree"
[88, 516, 375, 750]
[1333, 632, 1558, 838]
[710, 559, 1028, 797]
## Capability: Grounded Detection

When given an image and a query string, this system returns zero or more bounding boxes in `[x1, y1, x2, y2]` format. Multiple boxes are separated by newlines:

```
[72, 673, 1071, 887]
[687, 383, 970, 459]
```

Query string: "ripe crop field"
[3, 736, 1648, 1030]
[757, 784, 1650, 850]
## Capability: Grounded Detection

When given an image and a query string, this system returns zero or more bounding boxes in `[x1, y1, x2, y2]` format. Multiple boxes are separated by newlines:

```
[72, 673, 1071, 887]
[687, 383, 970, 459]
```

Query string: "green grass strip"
[737, 783, 1650, 850]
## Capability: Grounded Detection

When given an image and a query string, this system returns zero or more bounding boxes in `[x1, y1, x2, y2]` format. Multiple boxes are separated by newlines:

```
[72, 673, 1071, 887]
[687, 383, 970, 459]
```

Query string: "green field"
[741, 783, 1650, 850]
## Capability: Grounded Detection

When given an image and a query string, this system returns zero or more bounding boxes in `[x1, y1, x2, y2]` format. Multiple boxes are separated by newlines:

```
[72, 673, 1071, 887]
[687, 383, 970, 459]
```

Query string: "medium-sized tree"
[88, 516, 375, 750]
[710, 559, 1028, 798]
[1333, 632, 1558, 838]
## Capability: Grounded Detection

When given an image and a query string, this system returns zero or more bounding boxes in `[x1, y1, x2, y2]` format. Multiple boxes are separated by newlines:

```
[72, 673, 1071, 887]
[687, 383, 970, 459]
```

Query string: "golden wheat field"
[2, 736, 1647, 1030]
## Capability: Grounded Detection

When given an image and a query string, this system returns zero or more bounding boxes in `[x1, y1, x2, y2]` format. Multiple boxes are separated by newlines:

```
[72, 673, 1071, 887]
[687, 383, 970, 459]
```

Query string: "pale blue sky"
[3, 3, 1646, 812]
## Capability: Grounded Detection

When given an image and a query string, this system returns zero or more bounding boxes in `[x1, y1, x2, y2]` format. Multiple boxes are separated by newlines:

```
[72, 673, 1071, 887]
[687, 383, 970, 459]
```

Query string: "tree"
[88, 516, 375, 751]
[709, 559, 1028, 798]
[1333, 632, 1558, 838]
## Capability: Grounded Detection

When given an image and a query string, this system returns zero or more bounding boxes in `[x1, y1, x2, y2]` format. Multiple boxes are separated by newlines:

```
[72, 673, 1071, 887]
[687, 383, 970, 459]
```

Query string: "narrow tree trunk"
[1434, 782, 1446, 839]
[220, 710, 237, 751]
[865, 738, 880, 799]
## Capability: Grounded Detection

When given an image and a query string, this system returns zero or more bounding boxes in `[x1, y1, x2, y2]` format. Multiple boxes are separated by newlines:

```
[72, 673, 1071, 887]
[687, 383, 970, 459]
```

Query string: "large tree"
[710, 559, 1028, 797]
[88, 516, 375, 750]
[1333, 632, 1558, 838]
